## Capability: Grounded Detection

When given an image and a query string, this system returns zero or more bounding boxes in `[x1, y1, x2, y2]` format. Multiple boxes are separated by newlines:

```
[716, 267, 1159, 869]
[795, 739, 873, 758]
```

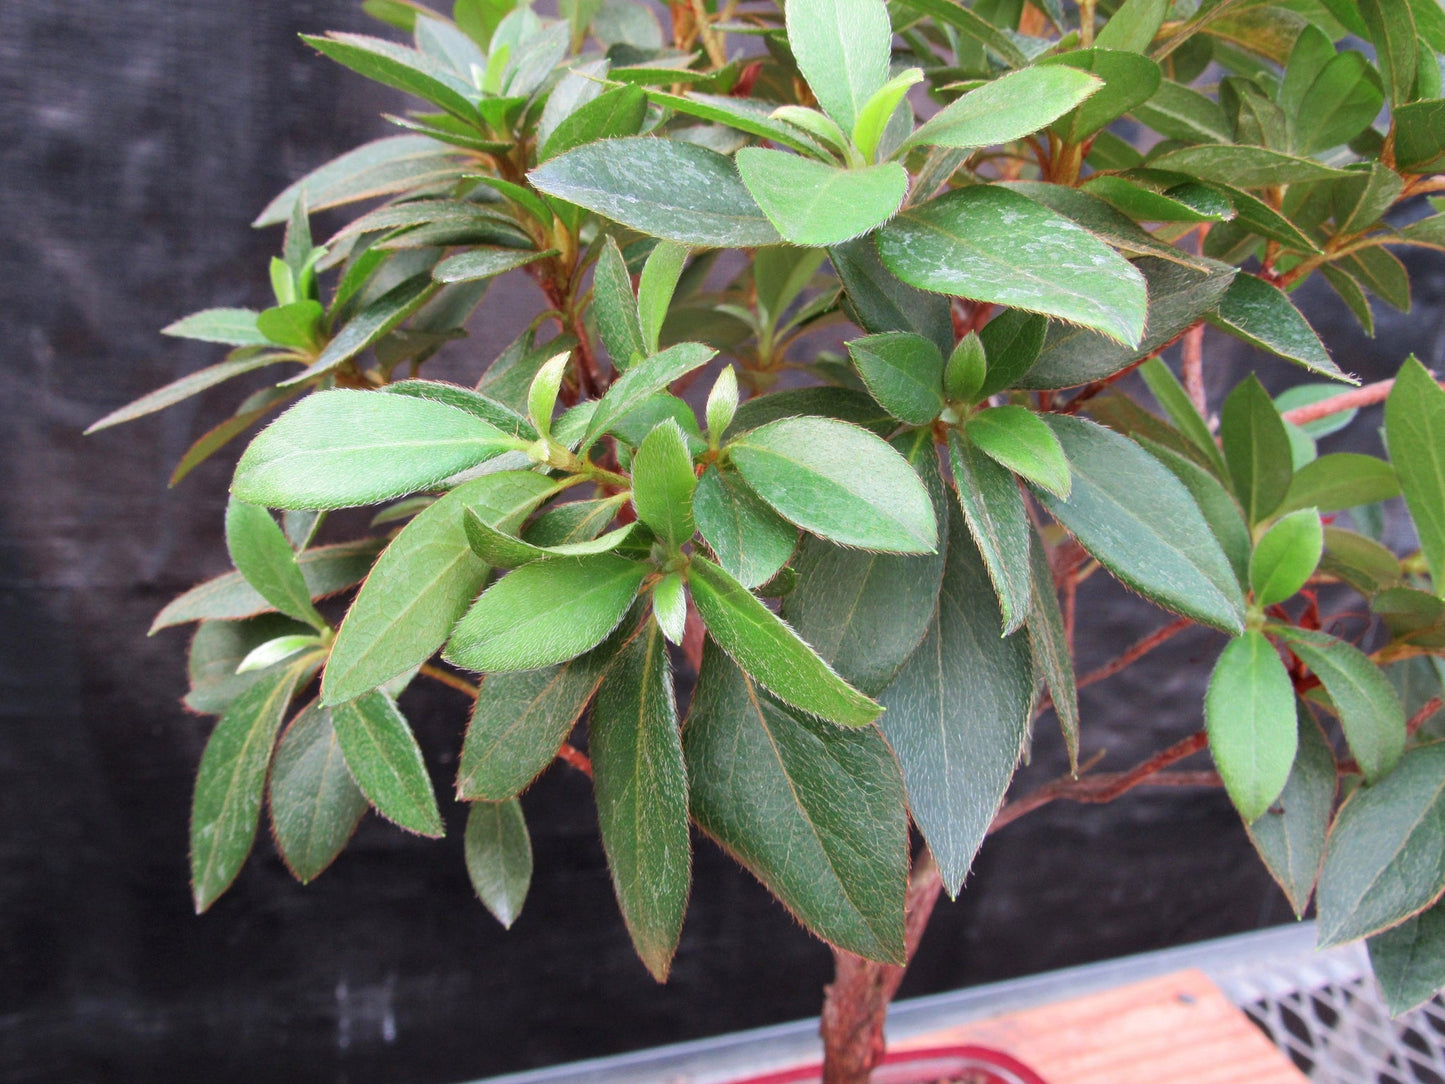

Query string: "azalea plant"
[90, 0, 1445, 1079]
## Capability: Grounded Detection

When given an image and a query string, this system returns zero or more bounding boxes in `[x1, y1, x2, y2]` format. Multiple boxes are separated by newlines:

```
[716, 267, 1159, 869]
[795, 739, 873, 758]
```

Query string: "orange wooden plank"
[894, 969, 1308, 1084]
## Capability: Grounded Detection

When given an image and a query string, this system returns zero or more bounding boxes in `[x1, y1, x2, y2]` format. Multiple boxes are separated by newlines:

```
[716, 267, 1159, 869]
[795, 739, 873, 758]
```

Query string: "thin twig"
[418, 663, 479, 699]
[556, 742, 593, 777]
[1076, 617, 1193, 691]
[1181, 322, 1207, 415]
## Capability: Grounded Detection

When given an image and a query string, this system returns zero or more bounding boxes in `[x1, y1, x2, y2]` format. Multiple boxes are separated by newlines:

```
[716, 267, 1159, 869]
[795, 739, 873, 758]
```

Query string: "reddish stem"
[1076, 617, 1193, 691]
[556, 742, 593, 777]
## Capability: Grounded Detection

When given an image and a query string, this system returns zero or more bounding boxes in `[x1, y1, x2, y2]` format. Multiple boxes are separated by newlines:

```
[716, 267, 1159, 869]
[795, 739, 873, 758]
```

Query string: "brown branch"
[1181, 322, 1207, 415]
[1410, 697, 1443, 737]
[1279, 374, 1445, 427]
[418, 663, 479, 699]
[556, 742, 593, 777]
[1076, 617, 1193, 691]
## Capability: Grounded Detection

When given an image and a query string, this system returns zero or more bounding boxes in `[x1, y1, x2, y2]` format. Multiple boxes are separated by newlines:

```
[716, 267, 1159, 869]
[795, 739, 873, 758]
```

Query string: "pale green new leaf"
[1250, 508, 1323, 606]
[1206, 630, 1298, 823]
[632, 419, 697, 548]
[905, 67, 1101, 151]
[581, 341, 717, 453]
[785, 0, 892, 133]
[736, 150, 908, 247]
[965, 405, 1071, 499]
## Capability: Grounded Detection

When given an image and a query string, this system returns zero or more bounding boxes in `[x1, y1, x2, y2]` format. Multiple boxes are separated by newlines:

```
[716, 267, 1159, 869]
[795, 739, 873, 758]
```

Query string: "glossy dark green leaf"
[1027, 531, 1078, 770]
[1221, 375, 1295, 526]
[191, 660, 309, 911]
[1276, 626, 1406, 783]
[86, 352, 294, 434]
[581, 341, 716, 452]
[323, 472, 556, 704]
[590, 622, 690, 981]
[528, 138, 781, 247]
[1206, 630, 1299, 823]
[1281, 454, 1401, 515]
[1246, 704, 1337, 918]
[1149, 144, 1351, 187]
[1317, 742, 1445, 947]
[830, 236, 954, 358]
[966, 405, 1071, 499]
[780, 432, 948, 696]
[1394, 98, 1445, 171]
[1339, 246, 1412, 312]
[876, 186, 1148, 348]
[306, 32, 481, 121]
[1221, 75, 1289, 150]
[1081, 175, 1231, 223]
[1292, 52, 1386, 154]
[1360, 0, 1419, 106]
[683, 642, 907, 962]
[1251, 508, 1323, 606]
[333, 691, 443, 837]
[1368, 895, 1445, 1014]
[254, 136, 464, 227]
[692, 467, 797, 589]
[846, 333, 944, 425]
[1384, 357, 1445, 590]
[446, 554, 649, 673]
[225, 499, 326, 630]
[269, 701, 369, 884]
[905, 66, 1102, 150]
[632, 419, 697, 548]
[465, 799, 532, 928]
[948, 430, 1033, 637]
[1208, 274, 1346, 379]
[1211, 183, 1323, 253]
[688, 556, 880, 727]
[1038, 48, 1162, 142]
[1036, 415, 1245, 634]
[729, 417, 937, 553]
[976, 309, 1047, 398]
[878, 502, 1034, 896]
[786, 0, 892, 132]
[736, 151, 908, 247]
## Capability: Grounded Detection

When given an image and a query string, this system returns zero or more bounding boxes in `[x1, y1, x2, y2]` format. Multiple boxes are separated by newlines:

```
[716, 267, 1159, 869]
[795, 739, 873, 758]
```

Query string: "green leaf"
[269, 701, 368, 884]
[162, 308, 271, 346]
[432, 246, 549, 284]
[945, 332, 987, 405]
[528, 138, 781, 247]
[465, 799, 532, 928]
[892, 0, 1026, 67]
[631, 419, 697, 549]
[1322, 526, 1403, 594]
[1368, 895, 1445, 1014]
[965, 405, 1071, 499]
[1208, 274, 1347, 379]
[830, 236, 955, 357]
[254, 136, 464, 227]
[1221, 375, 1295, 526]
[1133, 79, 1232, 143]
[877, 502, 1034, 896]
[323, 472, 556, 704]
[1141, 438, 1252, 590]
[1360, 0, 1419, 106]
[736, 151, 908, 248]
[728, 416, 937, 553]
[581, 341, 717, 453]
[1095, 0, 1168, 51]
[780, 432, 948, 696]
[446, 554, 649, 672]
[1038, 48, 1162, 142]
[1281, 453, 1401, 515]
[1206, 630, 1299, 823]
[1210, 183, 1323, 252]
[233, 390, 519, 510]
[976, 309, 1047, 398]
[1148, 144, 1352, 187]
[728, 386, 896, 440]
[282, 273, 440, 386]
[256, 301, 323, 351]
[185, 615, 313, 716]
[1291, 51, 1386, 154]
[539, 84, 648, 163]
[705, 366, 739, 440]
[637, 242, 689, 357]
[87, 352, 295, 435]
[683, 642, 906, 962]
[853, 68, 924, 162]
[1394, 98, 1445, 172]
[225, 499, 326, 630]
[305, 32, 481, 121]
[1140, 357, 1230, 478]
[905, 66, 1102, 151]
[465, 509, 635, 568]
[153, 540, 382, 632]
[594, 236, 646, 369]
[237, 633, 321, 673]
[846, 333, 944, 425]
[457, 638, 622, 800]
[590, 622, 690, 981]
[526, 352, 567, 441]
[333, 691, 443, 837]
[1385, 357, 1445, 591]
[1027, 530, 1079, 771]
[1251, 508, 1324, 606]
[784, 0, 891, 133]
[386, 379, 537, 440]
[191, 660, 308, 911]
[692, 467, 797, 589]
[1036, 415, 1246, 634]
[652, 574, 687, 645]
[948, 430, 1033, 636]
[1275, 626, 1406, 783]
[1316, 742, 1445, 947]
[689, 559, 870, 732]
[1081, 175, 1232, 223]
[1246, 704, 1337, 918]
[649, 92, 830, 156]
[876, 186, 1148, 348]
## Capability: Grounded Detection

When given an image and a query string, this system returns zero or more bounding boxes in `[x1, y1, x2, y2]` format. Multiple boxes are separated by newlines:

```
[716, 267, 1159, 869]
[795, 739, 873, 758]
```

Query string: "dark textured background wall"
[2, 2, 1441, 1082]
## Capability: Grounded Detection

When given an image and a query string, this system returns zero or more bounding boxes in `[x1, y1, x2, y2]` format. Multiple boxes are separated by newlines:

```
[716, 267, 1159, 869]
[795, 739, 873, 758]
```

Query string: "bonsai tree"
[89, 0, 1445, 1078]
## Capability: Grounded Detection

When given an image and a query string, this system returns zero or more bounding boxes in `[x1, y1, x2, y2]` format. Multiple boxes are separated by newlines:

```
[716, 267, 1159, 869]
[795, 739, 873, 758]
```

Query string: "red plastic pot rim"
[727, 1043, 1049, 1084]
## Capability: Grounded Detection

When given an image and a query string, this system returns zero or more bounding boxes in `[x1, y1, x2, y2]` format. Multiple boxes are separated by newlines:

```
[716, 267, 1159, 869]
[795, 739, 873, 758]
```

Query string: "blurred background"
[3, 1, 1442, 1081]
